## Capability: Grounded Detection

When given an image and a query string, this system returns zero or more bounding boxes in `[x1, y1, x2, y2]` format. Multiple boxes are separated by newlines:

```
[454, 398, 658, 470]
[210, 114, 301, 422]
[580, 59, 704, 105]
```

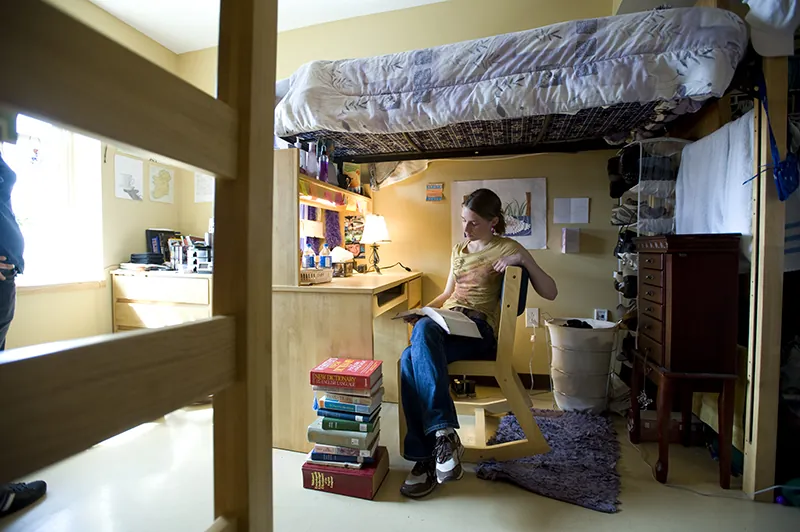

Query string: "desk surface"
[111, 269, 212, 280]
[273, 271, 422, 295]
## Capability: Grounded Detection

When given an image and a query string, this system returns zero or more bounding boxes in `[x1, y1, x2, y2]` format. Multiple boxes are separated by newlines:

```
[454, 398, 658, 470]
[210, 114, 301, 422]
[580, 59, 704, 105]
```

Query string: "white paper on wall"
[451, 178, 547, 249]
[195, 172, 215, 203]
[149, 164, 175, 204]
[114, 154, 144, 201]
[553, 197, 589, 224]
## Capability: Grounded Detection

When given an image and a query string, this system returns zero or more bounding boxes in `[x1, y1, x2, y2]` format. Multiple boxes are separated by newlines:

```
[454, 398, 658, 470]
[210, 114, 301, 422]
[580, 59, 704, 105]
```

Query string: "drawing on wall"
[149, 164, 174, 203]
[344, 215, 365, 258]
[114, 154, 144, 201]
[451, 178, 547, 249]
[194, 172, 215, 203]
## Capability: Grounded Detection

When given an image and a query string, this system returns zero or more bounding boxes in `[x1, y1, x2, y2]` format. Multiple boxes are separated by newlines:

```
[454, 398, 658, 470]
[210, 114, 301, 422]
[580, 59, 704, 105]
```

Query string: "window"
[0, 115, 103, 286]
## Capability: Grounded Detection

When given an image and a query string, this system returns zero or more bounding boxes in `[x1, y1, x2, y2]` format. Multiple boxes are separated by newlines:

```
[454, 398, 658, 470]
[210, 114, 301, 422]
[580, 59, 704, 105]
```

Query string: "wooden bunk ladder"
[0, 0, 278, 530]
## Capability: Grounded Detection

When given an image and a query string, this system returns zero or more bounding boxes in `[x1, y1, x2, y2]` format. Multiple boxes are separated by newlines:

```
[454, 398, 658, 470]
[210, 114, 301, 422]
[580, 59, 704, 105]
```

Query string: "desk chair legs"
[654, 377, 674, 483]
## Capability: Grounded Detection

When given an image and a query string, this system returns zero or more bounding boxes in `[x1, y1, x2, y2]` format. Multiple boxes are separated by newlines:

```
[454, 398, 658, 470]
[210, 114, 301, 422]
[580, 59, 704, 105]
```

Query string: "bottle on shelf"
[302, 244, 317, 269]
[305, 142, 318, 178]
[295, 139, 307, 173]
[319, 242, 332, 269]
[318, 145, 329, 183]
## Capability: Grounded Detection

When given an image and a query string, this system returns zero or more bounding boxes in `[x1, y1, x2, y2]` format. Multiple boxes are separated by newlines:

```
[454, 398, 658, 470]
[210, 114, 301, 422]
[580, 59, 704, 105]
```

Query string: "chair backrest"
[495, 266, 528, 366]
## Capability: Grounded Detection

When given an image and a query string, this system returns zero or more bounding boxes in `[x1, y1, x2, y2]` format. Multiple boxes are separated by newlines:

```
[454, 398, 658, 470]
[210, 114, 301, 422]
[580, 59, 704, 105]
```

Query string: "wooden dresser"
[636, 234, 740, 374]
[630, 234, 741, 487]
[111, 271, 213, 331]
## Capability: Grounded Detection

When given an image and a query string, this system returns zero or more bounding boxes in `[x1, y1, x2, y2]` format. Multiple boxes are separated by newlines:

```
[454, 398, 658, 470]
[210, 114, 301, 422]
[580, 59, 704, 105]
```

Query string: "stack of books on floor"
[302, 357, 389, 500]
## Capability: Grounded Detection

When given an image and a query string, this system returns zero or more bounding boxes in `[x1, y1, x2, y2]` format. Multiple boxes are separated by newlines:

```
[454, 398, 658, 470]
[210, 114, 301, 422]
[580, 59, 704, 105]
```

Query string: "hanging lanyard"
[756, 66, 799, 201]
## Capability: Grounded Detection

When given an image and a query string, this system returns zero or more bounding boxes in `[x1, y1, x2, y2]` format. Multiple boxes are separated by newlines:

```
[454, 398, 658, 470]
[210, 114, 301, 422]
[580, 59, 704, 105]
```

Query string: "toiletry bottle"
[295, 139, 307, 173]
[318, 145, 329, 183]
[306, 142, 318, 178]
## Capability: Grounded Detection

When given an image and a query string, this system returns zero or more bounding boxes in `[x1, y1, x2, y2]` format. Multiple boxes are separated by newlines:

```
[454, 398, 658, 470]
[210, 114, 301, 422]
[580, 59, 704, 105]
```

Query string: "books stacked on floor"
[303, 358, 389, 500]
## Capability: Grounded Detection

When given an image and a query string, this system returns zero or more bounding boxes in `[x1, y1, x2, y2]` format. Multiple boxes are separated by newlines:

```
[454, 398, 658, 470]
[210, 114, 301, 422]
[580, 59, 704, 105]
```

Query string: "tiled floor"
[2, 396, 798, 532]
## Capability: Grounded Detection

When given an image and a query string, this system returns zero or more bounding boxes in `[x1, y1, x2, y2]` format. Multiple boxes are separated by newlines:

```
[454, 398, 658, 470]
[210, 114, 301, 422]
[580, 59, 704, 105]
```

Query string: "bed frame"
[0, 1, 786, 530]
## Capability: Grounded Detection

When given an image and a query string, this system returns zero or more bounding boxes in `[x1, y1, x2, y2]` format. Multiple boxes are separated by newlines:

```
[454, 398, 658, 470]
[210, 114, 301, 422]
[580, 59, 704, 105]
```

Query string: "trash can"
[545, 318, 619, 414]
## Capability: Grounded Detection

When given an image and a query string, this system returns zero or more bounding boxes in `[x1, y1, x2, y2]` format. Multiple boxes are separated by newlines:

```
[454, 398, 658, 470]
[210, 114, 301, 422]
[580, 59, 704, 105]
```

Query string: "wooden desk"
[272, 271, 422, 452]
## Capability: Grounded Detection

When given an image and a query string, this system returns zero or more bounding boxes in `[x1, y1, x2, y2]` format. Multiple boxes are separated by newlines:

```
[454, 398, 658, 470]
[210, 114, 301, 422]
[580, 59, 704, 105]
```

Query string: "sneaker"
[434, 431, 464, 484]
[400, 460, 437, 499]
[0, 481, 47, 518]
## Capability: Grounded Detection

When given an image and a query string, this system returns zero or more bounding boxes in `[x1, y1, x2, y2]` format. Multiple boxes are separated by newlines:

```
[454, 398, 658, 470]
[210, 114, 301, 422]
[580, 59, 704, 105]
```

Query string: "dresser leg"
[681, 387, 693, 448]
[718, 379, 735, 489]
[629, 356, 642, 445]
[654, 377, 673, 484]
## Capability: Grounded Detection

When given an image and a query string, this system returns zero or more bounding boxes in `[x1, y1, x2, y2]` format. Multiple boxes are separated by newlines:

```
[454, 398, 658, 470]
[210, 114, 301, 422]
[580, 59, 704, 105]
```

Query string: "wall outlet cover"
[525, 308, 540, 328]
[594, 308, 609, 321]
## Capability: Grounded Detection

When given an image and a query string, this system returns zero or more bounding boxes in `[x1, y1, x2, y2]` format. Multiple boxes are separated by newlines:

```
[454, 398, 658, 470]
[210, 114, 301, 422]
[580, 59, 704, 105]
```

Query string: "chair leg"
[629, 356, 642, 445]
[495, 370, 549, 458]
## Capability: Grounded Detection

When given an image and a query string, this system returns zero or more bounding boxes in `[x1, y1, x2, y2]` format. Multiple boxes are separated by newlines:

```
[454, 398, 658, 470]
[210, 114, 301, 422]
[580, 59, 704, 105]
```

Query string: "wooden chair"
[399, 266, 550, 462]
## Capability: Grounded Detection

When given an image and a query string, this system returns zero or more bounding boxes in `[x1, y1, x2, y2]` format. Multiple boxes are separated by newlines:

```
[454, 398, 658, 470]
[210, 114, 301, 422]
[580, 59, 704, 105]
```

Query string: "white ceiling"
[89, 0, 448, 54]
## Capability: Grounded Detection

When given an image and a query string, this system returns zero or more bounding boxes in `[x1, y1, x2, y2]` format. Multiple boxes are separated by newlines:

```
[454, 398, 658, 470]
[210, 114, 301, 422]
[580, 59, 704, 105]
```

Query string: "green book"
[322, 417, 378, 433]
[307, 418, 380, 451]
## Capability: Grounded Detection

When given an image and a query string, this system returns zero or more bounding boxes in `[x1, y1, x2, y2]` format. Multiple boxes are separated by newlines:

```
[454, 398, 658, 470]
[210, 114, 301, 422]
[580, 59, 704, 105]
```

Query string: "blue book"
[316, 407, 381, 423]
[317, 396, 381, 415]
[309, 452, 377, 464]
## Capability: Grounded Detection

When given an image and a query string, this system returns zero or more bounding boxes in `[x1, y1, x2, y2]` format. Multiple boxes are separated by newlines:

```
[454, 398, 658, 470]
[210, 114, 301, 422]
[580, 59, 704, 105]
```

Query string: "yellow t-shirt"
[443, 236, 522, 333]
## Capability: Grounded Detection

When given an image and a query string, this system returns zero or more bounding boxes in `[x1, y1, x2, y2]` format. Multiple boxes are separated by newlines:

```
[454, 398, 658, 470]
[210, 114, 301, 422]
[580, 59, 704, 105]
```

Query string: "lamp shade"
[360, 214, 391, 245]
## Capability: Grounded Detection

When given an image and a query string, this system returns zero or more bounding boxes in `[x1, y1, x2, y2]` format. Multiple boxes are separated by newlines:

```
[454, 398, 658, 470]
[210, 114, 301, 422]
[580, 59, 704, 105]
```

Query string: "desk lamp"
[360, 214, 391, 274]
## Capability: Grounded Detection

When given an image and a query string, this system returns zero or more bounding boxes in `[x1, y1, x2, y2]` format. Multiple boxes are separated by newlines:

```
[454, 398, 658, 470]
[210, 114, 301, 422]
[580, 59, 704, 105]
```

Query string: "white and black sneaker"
[434, 429, 464, 484]
[400, 459, 437, 499]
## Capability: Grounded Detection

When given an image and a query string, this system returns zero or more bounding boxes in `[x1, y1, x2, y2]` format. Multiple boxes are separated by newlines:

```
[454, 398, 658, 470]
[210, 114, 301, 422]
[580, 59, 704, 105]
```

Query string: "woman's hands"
[0, 256, 14, 282]
[492, 252, 524, 273]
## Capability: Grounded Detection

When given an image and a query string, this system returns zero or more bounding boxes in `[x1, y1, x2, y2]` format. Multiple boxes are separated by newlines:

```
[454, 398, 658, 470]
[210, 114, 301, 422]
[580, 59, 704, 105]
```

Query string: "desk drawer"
[638, 333, 664, 367]
[115, 302, 211, 329]
[641, 268, 664, 288]
[639, 314, 663, 344]
[114, 276, 210, 305]
[640, 284, 663, 305]
[640, 253, 664, 270]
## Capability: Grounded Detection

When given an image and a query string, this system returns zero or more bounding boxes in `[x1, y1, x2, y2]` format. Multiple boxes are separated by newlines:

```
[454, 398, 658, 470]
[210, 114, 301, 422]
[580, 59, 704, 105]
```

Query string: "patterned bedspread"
[275, 7, 747, 158]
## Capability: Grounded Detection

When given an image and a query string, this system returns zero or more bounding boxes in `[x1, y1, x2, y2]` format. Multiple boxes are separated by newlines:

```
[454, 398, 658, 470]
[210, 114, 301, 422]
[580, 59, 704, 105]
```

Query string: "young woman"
[399, 188, 557, 499]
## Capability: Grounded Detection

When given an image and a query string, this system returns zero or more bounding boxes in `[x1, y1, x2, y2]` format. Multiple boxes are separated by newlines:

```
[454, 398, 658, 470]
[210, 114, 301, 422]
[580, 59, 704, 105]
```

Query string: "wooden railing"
[0, 0, 276, 529]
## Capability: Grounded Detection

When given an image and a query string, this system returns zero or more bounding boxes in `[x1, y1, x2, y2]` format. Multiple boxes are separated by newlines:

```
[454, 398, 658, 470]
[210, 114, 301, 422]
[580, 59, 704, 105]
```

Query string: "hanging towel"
[676, 110, 755, 268]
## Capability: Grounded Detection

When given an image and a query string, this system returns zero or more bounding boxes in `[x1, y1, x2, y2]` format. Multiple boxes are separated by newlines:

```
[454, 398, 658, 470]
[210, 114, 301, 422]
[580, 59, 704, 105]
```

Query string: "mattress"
[275, 7, 747, 159]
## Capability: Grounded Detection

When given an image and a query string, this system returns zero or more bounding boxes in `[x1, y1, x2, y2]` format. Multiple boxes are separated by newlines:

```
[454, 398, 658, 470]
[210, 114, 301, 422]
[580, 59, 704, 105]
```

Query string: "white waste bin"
[545, 318, 619, 414]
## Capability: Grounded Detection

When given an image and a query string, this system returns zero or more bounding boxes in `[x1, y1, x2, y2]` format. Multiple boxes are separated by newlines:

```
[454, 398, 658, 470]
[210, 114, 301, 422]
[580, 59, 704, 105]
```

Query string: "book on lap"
[393, 307, 481, 338]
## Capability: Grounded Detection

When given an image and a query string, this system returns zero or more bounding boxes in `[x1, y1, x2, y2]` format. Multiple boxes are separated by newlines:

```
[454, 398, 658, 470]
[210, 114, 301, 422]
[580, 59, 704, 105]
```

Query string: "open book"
[392, 307, 482, 338]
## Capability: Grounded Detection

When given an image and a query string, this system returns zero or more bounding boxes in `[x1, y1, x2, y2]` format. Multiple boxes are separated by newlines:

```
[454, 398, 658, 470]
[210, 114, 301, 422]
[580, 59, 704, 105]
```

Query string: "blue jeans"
[0, 278, 15, 351]
[400, 316, 496, 461]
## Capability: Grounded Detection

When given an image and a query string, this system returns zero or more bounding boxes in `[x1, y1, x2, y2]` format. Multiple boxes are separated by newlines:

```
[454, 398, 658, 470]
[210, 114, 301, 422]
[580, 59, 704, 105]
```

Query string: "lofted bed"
[276, 6, 748, 162]
[0, 0, 790, 530]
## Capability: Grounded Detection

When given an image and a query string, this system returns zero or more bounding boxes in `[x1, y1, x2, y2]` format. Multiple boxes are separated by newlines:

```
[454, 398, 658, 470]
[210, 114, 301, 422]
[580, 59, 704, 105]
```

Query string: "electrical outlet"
[525, 308, 540, 328]
[594, 308, 609, 321]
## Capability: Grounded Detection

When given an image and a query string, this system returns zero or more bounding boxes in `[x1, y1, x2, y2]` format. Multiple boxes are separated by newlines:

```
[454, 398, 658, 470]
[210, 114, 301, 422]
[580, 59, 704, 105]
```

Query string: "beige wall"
[46, 0, 178, 72]
[374, 151, 619, 375]
[179, 0, 613, 91]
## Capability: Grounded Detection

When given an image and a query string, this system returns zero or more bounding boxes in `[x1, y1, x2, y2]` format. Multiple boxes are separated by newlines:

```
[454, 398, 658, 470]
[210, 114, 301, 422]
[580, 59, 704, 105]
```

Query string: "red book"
[310, 358, 383, 390]
[302, 446, 389, 500]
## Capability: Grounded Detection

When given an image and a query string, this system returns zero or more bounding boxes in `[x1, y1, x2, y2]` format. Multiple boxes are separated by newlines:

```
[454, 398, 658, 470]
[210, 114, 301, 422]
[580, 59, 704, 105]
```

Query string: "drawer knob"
[646, 291, 654, 296]
[645, 275, 653, 280]
[644, 325, 650, 329]
[646, 258, 653, 263]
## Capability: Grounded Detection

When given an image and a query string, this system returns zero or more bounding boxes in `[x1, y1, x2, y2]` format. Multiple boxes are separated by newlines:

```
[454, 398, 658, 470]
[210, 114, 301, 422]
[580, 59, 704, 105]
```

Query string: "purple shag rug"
[476, 409, 621, 513]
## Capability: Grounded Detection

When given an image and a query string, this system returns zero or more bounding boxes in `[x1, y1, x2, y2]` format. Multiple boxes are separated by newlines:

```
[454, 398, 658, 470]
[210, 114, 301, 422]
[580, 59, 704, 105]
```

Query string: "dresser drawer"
[113, 275, 210, 305]
[640, 253, 664, 270]
[641, 268, 664, 288]
[638, 333, 664, 367]
[640, 284, 663, 304]
[114, 302, 211, 329]
[641, 301, 664, 321]
[639, 314, 663, 343]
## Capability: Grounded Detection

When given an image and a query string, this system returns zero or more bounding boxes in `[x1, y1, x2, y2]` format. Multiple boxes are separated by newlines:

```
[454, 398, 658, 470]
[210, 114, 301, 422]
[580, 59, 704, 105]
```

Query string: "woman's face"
[462, 206, 496, 241]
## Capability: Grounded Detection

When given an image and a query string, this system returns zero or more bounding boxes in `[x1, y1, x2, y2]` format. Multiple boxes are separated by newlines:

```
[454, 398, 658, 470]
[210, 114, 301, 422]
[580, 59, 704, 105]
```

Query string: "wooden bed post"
[744, 56, 787, 501]
[213, 0, 278, 529]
